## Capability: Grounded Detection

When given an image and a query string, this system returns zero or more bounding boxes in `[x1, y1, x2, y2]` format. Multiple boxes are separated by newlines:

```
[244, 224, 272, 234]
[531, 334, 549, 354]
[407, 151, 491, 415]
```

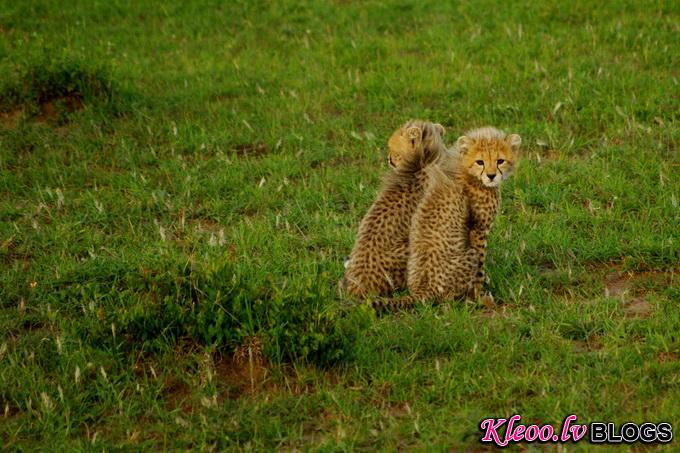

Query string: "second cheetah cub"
[341, 120, 447, 298]
[407, 126, 520, 304]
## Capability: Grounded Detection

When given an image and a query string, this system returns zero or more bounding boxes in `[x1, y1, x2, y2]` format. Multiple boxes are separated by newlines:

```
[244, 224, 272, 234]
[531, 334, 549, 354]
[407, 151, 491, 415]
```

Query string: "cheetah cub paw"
[479, 292, 495, 308]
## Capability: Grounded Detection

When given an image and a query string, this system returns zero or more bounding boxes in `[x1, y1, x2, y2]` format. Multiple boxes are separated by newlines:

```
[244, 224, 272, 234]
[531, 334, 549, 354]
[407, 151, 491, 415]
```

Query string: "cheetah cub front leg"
[468, 194, 499, 299]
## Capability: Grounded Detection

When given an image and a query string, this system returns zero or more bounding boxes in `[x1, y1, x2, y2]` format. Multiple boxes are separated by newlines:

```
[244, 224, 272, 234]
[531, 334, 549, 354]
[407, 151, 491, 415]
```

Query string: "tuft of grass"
[0, 51, 133, 120]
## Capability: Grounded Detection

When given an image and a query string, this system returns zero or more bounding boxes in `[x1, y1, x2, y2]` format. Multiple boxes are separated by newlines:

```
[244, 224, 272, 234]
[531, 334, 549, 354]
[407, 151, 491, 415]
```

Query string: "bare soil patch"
[622, 298, 653, 318]
[34, 94, 84, 123]
[163, 374, 194, 414]
[658, 351, 679, 362]
[2, 403, 22, 420]
[572, 334, 604, 353]
[215, 337, 271, 399]
[0, 94, 84, 128]
[603, 265, 673, 297]
[600, 264, 675, 318]
[0, 109, 22, 129]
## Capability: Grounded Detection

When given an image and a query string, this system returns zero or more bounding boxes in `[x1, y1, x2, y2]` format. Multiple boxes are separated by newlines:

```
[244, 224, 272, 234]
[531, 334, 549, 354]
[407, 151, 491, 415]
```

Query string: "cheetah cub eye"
[456, 128, 521, 188]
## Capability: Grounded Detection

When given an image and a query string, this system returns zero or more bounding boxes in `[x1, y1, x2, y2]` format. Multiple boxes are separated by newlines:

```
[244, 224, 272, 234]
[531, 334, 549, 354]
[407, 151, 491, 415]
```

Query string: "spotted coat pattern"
[406, 163, 482, 302]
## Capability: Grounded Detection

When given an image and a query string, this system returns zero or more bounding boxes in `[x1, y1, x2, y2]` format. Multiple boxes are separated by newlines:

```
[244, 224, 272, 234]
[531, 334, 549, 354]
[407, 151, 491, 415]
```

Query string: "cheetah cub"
[406, 126, 520, 304]
[340, 120, 447, 298]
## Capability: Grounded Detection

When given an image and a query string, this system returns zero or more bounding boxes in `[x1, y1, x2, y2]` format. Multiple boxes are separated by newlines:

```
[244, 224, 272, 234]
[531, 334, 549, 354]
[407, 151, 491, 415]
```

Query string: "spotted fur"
[405, 162, 481, 303]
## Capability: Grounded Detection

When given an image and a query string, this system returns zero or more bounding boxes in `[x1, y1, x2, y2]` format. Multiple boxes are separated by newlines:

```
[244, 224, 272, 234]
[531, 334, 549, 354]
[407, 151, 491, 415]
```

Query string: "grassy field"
[1, 0, 679, 450]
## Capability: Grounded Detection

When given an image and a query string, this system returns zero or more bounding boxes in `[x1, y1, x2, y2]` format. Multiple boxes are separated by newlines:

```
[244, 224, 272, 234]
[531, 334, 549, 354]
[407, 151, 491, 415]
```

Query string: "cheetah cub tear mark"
[340, 120, 447, 298]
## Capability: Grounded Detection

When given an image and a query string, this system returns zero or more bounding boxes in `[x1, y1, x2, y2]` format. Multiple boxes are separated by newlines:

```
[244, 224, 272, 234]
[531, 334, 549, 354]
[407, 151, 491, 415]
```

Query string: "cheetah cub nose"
[487, 174, 496, 181]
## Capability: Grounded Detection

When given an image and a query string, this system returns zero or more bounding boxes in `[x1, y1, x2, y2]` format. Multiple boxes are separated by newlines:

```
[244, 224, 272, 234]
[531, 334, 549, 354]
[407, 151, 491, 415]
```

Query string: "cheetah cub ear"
[456, 135, 473, 154]
[423, 123, 445, 144]
[404, 125, 423, 148]
[432, 123, 446, 138]
[387, 121, 446, 169]
[506, 134, 521, 151]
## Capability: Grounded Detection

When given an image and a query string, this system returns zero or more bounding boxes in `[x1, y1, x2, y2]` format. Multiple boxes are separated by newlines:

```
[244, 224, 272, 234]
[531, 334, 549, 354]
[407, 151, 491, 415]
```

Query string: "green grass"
[1, 0, 679, 450]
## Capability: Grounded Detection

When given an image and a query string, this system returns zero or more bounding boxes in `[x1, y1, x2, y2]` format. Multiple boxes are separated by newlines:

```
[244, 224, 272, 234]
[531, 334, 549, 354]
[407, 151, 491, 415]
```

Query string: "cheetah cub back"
[407, 126, 521, 304]
[341, 120, 447, 298]
[405, 162, 480, 303]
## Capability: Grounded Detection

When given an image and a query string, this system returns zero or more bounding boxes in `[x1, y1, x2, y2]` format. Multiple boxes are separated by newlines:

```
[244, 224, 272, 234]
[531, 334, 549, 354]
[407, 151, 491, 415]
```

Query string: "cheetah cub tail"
[370, 294, 422, 313]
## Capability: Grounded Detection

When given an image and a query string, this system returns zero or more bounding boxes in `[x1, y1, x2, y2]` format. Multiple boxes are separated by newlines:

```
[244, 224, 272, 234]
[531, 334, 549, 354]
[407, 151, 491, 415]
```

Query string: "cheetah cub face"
[387, 120, 446, 168]
[456, 127, 521, 188]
